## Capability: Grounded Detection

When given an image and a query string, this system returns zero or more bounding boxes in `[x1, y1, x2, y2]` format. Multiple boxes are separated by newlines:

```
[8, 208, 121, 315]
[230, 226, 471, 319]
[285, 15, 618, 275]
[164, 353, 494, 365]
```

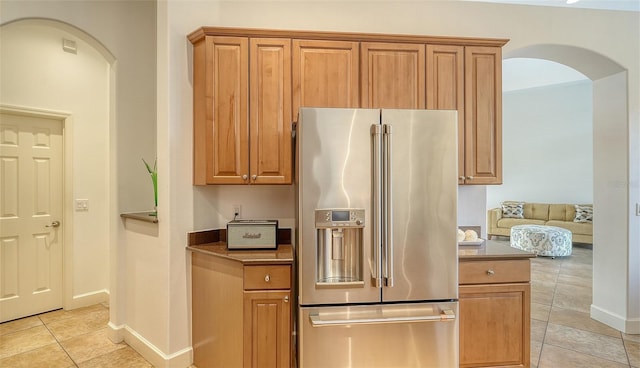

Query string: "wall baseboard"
[107, 322, 193, 367]
[66, 289, 109, 310]
[591, 304, 640, 334]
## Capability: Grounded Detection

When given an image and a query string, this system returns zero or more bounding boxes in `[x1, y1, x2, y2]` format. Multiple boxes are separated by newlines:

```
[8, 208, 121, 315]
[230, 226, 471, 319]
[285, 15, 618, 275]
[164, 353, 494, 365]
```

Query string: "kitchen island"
[187, 229, 293, 368]
[459, 240, 535, 368]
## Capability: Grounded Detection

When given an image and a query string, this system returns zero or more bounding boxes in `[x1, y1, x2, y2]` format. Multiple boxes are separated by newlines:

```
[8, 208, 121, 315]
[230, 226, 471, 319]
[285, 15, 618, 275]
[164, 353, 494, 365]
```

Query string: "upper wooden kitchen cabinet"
[463, 46, 503, 185]
[361, 42, 425, 109]
[191, 35, 292, 185]
[190, 27, 507, 185]
[426, 44, 465, 183]
[249, 38, 292, 185]
[292, 39, 360, 120]
[427, 44, 502, 185]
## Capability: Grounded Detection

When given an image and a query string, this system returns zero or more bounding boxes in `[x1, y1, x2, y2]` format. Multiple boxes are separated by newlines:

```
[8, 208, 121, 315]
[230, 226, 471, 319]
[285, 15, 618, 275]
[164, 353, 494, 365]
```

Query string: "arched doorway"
[503, 44, 636, 333]
[0, 18, 115, 319]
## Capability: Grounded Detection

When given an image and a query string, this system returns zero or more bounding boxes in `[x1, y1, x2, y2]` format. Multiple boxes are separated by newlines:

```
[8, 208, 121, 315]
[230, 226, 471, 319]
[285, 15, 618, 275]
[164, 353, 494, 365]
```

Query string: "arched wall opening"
[0, 18, 116, 312]
[503, 44, 636, 333]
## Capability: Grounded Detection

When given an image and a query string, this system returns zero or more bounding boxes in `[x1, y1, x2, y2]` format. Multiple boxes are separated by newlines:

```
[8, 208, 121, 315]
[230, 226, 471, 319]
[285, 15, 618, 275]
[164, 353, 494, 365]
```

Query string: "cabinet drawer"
[244, 265, 291, 290]
[459, 259, 530, 285]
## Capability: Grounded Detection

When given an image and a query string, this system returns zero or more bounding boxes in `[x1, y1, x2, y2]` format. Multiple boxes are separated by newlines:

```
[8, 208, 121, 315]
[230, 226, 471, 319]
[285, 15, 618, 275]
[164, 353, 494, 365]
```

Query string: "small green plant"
[142, 158, 157, 216]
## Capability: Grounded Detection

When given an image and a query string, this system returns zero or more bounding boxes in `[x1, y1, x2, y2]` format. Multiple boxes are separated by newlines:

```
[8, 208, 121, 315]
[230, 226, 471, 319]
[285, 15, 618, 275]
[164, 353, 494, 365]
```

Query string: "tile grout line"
[541, 250, 632, 367]
[38, 315, 80, 368]
[537, 255, 560, 367]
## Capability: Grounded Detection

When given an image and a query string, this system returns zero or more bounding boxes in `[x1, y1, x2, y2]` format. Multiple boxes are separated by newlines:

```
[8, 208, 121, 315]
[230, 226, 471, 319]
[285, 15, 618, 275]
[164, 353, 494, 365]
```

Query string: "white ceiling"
[464, 0, 640, 12]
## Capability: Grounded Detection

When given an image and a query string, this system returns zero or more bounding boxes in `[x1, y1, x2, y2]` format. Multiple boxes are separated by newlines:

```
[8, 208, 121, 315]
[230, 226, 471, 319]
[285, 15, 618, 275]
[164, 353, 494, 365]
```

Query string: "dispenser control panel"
[315, 209, 365, 228]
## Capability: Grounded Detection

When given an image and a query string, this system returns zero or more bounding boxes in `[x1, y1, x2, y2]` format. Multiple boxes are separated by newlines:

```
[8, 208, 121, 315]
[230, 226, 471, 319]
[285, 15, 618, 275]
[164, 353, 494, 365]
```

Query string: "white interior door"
[0, 111, 63, 322]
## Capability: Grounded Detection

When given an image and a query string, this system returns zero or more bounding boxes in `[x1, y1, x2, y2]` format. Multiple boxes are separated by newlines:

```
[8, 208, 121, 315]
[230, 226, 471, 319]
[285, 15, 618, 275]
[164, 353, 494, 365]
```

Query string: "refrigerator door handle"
[383, 124, 394, 287]
[309, 309, 456, 326]
[371, 124, 383, 288]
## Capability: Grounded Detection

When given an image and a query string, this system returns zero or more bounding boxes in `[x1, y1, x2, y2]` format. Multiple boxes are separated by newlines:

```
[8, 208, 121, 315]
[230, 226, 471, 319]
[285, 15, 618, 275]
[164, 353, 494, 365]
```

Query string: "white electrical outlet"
[233, 204, 242, 219]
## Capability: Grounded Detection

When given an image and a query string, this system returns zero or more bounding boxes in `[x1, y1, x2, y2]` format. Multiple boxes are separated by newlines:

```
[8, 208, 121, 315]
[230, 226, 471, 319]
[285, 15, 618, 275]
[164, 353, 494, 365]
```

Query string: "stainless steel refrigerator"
[295, 108, 459, 367]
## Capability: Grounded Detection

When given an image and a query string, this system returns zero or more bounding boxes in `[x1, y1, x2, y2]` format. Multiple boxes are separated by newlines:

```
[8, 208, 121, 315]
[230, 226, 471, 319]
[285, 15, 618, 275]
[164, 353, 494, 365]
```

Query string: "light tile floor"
[1, 243, 638, 367]
[0, 303, 152, 367]
[504, 239, 640, 368]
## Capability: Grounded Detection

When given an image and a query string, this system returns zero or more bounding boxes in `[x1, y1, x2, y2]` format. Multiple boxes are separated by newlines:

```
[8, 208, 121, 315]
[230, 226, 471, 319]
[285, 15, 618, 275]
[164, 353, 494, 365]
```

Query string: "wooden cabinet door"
[249, 38, 292, 184]
[426, 45, 465, 184]
[459, 283, 530, 368]
[243, 290, 291, 368]
[464, 46, 502, 185]
[361, 42, 425, 109]
[193, 36, 249, 184]
[191, 252, 244, 368]
[292, 39, 359, 120]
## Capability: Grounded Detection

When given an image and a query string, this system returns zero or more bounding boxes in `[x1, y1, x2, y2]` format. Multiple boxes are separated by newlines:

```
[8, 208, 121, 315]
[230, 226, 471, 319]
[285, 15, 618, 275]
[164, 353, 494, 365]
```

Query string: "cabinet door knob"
[467, 176, 474, 180]
[486, 269, 495, 276]
[459, 176, 465, 181]
[264, 274, 270, 282]
[284, 295, 289, 303]
[251, 175, 257, 181]
[242, 174, 248, 180]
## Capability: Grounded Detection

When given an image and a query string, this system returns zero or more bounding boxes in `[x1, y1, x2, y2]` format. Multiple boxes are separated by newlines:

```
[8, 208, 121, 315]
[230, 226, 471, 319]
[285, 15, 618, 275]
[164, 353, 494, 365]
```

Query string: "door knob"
[46, 221, 61, 228]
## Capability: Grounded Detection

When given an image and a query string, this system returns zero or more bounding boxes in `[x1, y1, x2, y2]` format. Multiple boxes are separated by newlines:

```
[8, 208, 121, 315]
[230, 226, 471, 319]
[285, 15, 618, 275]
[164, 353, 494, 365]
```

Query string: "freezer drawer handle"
[309, 309, 456, 327]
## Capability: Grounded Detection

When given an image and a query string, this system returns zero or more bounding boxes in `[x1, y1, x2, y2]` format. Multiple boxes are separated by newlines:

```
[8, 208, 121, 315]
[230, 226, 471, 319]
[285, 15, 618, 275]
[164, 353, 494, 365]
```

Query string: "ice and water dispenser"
[315, 209, 365, 287]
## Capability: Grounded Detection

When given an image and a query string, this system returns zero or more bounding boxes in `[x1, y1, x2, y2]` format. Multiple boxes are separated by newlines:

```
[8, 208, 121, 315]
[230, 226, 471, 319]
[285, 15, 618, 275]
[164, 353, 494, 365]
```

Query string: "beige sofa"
[487, 203, 593, 244]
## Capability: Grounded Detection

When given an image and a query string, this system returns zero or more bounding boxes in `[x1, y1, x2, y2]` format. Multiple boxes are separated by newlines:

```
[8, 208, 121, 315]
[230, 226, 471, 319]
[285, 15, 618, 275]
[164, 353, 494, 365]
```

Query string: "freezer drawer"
[299, 302, 458, 367]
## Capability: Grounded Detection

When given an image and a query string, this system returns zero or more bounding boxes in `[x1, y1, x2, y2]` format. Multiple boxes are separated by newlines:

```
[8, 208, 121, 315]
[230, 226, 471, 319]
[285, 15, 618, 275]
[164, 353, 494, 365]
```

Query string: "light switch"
[75, 199, 89, 211]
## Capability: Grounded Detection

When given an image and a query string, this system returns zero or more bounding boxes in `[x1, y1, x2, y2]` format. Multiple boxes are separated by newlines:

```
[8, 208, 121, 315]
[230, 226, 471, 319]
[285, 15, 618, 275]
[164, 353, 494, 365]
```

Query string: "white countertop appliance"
[296, 108, 459, 367]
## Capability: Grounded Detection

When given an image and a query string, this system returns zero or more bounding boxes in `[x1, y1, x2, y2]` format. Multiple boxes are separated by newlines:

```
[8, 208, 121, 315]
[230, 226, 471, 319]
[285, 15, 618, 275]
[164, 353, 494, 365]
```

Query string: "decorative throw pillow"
[501, 202, 524, 218]
[574, 204, 593, 223]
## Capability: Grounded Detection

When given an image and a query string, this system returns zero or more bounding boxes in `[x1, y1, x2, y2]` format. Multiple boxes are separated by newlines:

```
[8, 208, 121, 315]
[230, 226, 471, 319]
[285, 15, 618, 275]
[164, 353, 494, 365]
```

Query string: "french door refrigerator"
[295, 107, 459, 367]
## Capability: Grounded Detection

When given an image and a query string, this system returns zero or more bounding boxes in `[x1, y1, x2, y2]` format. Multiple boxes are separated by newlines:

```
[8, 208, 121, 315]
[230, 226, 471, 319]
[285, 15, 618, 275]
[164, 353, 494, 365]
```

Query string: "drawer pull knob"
[265, 274, 270, 282]
[486, 269, 495, 276]
[284, 295, 289, 303]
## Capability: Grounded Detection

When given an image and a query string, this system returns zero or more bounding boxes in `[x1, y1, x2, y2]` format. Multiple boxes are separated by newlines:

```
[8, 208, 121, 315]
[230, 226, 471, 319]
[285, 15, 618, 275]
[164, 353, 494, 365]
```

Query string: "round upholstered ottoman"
[510, 225, 572, 257]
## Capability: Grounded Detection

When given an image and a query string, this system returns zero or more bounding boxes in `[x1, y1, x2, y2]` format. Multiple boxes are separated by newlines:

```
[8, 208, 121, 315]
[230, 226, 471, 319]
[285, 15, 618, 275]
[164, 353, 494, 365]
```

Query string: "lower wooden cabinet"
[191, 250, 292, 368]
[244, 291, 291, 367]
[459, 258, 531, 368]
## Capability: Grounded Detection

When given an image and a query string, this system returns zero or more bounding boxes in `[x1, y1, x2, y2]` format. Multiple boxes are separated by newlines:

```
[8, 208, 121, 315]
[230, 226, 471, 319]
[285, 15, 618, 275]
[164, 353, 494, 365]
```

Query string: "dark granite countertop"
[459, 240, 535, 261]
[186, 228, 293, 265]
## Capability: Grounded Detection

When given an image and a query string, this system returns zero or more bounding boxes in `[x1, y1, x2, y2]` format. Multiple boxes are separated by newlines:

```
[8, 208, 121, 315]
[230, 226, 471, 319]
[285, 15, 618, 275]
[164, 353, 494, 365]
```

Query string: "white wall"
[487, 80, 594, 209]
[0, 0, 158, 213]
[161, 3, 639, 361]
[0, 0, 158, 354]
[458, 186, 488, 237]
[166, 1, 638, 360]
[3, 0, 639, 365]
[0, 20, 111, 305]
[592, 71, 635, 331]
